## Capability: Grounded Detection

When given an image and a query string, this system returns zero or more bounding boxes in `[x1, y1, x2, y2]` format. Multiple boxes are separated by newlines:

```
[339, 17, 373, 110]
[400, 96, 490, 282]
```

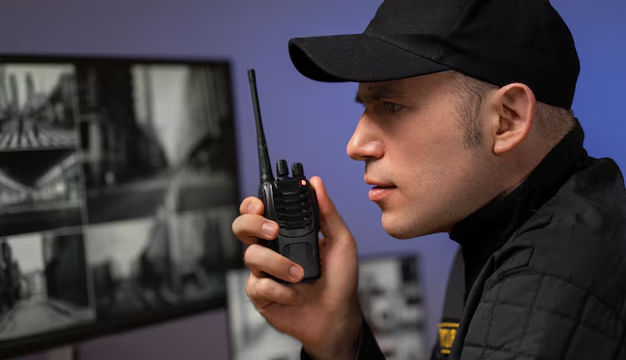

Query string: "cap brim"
[288, 34, 449, 83]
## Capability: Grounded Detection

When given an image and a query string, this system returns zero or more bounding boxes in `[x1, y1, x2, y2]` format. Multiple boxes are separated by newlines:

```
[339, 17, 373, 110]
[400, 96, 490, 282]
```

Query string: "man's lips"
[365, 177, 397, 201]
[371, 185, 396, 189]
[368, 186, 396, 201]
[365, 177, 396, 189]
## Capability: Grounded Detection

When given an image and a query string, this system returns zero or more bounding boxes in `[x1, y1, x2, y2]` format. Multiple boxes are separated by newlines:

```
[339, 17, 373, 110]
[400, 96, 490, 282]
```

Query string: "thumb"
[309, 176, 350, 239]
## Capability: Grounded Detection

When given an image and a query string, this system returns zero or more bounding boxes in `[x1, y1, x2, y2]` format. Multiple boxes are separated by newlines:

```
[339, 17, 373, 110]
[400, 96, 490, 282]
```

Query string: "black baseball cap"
[288, 0, 580, 109]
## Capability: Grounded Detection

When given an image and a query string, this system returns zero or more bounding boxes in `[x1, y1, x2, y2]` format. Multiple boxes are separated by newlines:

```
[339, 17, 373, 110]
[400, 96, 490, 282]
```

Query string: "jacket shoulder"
[491, 157, 626, 321]
[458, 159, 626, 360]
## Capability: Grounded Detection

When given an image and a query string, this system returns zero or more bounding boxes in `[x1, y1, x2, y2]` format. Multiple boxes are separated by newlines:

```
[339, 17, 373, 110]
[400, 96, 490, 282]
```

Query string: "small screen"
[226, 255, 427, 360]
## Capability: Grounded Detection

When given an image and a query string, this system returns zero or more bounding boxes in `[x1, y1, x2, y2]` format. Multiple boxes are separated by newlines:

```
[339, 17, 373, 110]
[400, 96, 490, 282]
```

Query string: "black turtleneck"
[448, 120, 590, 301]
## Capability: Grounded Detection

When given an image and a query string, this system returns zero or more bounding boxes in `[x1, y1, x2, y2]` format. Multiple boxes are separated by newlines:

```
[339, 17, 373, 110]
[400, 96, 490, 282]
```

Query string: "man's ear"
[487, 83, 536, 155]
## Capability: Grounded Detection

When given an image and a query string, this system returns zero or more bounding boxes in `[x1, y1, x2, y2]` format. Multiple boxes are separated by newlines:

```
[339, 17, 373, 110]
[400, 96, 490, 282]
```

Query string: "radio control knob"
[292, 163, 304, 177]
[277, 160, 289, 177]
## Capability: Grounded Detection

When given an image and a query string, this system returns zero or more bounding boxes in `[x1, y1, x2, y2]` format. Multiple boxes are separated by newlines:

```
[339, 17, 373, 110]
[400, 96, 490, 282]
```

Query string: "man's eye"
[385, 102, 404, 113]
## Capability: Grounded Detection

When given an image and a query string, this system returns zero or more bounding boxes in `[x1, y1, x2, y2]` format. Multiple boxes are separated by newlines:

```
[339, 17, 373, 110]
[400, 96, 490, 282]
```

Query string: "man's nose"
[346, 116, 384, 161]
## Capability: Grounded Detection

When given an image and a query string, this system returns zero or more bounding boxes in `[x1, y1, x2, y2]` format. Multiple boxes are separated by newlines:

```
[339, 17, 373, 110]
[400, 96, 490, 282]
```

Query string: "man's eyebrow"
[355, 85, 405, 104]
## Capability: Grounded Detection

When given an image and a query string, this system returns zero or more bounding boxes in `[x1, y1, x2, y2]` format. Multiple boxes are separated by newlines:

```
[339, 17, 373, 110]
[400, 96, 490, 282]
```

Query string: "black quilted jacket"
[302, 120, 626, 360]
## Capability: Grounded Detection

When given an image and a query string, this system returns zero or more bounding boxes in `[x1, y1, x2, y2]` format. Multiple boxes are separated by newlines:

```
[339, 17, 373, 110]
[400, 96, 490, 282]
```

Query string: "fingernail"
[248, 203, 257, 213]
[289, 266, 304, 280]
[261, 222, 277, 237]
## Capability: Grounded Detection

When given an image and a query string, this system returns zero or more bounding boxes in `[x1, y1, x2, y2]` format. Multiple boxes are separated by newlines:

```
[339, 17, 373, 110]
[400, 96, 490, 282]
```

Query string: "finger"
[309, 176, 350, 239]
[239, 196, 265, 215]
[246, 274, 303, 308]
[318, 236, 326, 250]
[317, 236, 329, 266]
[232, 214, 279, 246]
[244, 244, 304, 283]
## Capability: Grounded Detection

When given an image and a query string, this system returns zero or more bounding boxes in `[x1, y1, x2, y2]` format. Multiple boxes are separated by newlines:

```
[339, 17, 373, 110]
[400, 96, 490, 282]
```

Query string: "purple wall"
[2, 0, 624, 359]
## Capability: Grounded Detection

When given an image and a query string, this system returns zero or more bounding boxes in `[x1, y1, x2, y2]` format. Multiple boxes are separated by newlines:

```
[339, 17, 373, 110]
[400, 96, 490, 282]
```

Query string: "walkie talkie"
[247, 69, 321, 284]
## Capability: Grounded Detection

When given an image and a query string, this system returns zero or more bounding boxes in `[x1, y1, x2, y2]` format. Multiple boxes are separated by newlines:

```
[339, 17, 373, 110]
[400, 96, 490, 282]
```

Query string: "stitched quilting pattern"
[460, 273, 624, 360]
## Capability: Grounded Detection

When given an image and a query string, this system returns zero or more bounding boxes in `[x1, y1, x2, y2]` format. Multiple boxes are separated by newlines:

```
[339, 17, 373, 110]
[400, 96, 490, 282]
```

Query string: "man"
[232, 0, 626, 359]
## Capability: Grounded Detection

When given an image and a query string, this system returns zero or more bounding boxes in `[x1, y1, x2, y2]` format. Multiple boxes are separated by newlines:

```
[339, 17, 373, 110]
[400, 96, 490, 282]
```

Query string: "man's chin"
[380, 213, 443, 239]
[380, 215, 417, 239]
[385, 230, 418, 240]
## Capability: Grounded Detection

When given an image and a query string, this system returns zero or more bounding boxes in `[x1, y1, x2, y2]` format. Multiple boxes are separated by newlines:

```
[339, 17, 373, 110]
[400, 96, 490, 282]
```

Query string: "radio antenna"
[248, 69, 273, 184]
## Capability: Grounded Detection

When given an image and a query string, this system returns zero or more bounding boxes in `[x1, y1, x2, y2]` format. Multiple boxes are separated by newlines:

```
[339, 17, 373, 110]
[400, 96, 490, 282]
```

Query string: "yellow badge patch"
[437, 322, 459, 355]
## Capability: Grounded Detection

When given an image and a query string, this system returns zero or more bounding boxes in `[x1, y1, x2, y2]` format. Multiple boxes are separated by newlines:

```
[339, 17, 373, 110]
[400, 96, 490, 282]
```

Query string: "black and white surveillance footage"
[0, 229, 94, 340]
[86, 216, 178, 319]
[78, 64, 238, 225]
[172, 205, 241, 303]
[0, 59, 242, 339]
[0, 64, 83, 237]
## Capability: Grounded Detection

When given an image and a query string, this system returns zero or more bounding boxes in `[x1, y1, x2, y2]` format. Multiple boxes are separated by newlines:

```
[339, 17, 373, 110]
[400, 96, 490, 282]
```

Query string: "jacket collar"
[449, 119, 589, 294]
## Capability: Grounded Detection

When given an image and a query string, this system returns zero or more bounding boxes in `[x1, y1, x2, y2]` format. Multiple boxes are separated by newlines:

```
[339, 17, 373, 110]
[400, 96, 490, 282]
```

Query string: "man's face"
[347, 71, 495, 239]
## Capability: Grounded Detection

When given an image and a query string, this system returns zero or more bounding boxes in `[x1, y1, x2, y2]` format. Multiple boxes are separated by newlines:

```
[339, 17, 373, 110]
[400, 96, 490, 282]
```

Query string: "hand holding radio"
[234, 177, 363, 360]
[230, 69, 364, 360]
